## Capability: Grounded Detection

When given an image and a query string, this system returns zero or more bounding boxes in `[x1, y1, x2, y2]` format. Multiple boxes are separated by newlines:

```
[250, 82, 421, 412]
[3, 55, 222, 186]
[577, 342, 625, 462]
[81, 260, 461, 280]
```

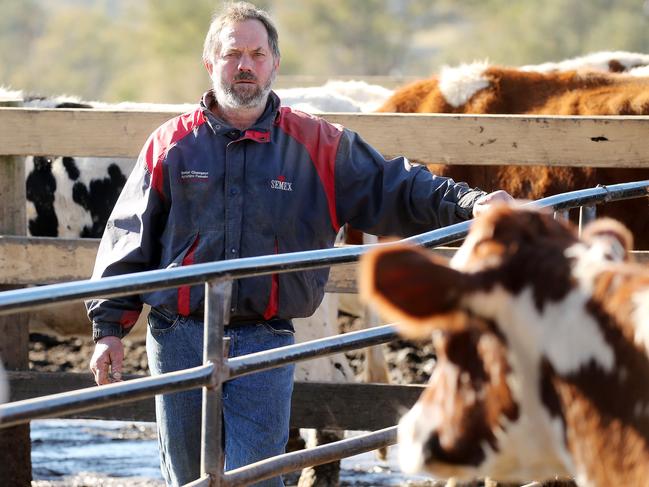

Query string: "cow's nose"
[424, 432, 468, 465]
[424, 431, 487, 467]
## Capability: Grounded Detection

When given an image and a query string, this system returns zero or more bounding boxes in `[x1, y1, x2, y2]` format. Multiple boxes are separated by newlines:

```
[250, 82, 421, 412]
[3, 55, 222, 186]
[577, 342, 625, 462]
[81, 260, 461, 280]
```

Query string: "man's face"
[206, 19, 279, 110]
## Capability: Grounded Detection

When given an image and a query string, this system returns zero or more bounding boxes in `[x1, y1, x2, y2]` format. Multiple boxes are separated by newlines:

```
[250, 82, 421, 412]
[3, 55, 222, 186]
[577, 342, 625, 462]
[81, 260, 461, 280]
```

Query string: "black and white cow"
[20, 97, 183, 239]
[26, 153, 132, 239]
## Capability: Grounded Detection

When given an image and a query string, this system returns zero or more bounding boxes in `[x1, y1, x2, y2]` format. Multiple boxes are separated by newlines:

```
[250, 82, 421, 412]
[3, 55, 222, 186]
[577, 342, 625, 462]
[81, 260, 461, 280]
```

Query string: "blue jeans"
[146, 309, 295, 487]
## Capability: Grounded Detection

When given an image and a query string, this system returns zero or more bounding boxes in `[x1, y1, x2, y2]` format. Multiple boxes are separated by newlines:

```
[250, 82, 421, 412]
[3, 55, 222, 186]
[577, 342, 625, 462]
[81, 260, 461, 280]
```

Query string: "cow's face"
[360, 205, 633, 481]
[397, 320, 524, 479]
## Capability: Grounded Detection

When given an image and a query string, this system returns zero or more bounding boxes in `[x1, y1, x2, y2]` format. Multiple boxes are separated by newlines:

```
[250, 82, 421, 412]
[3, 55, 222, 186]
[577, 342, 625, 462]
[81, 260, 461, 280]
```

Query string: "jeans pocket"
[258, 321, 295, 337]
[148, 309, 181, 335]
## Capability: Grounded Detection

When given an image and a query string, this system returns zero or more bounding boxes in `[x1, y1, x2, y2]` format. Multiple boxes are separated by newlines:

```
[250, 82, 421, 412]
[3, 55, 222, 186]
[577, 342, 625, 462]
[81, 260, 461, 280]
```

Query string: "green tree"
[442, 0, 649, 66]
[277, 0, 438, 76]
[127, 0, 275, 103]
[117, 0, 215, 102]
[0, 0, 45, 90]
[0, 2, 141, 101]
[3, 0, 649, 103]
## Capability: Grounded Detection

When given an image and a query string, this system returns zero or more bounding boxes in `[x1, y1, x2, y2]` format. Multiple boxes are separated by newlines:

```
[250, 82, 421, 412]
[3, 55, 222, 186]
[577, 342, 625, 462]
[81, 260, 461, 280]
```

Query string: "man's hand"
[90, 336, 124, 385]
[472, 190, 515, 217]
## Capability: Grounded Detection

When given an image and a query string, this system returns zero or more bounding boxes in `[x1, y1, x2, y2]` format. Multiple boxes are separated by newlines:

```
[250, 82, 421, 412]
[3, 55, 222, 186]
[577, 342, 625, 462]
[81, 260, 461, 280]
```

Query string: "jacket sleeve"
[85, 146, 168, 342]
[334, 128, 485, 237]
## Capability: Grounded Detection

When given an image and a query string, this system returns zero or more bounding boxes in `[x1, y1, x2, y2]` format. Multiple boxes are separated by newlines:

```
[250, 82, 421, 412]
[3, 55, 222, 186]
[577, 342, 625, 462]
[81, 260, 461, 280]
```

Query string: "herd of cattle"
[3, 50, 649, 486]
[9, 50, 649, 248]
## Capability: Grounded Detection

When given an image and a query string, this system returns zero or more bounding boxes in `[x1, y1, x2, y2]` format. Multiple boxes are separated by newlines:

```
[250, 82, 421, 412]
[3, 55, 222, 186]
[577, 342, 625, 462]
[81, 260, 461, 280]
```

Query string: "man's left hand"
[472, 190, 515, 217]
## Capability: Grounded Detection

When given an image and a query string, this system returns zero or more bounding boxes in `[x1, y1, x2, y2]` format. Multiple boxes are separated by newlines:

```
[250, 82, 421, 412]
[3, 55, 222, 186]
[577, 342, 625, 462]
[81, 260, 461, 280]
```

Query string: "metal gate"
[1, 181, 648, 486]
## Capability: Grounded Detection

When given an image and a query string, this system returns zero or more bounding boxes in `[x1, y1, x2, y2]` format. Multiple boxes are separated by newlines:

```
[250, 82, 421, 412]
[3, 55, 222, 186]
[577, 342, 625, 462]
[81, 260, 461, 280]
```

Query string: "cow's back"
[377, 63, 649, 248]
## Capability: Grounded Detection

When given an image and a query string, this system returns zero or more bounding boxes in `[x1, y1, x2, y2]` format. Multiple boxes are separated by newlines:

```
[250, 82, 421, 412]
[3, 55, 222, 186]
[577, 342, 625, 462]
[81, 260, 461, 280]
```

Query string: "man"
[87, 2, 512, 486]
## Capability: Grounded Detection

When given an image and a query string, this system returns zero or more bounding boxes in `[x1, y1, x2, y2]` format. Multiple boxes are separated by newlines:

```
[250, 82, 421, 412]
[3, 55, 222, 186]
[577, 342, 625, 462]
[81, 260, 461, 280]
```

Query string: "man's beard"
[214, 69, 275, 110]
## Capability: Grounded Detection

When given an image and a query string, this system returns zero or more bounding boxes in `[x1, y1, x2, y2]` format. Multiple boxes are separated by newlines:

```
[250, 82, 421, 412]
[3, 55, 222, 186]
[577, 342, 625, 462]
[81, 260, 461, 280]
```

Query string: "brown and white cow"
[359, 204, 649, 486]
[376, 59, 649, 248]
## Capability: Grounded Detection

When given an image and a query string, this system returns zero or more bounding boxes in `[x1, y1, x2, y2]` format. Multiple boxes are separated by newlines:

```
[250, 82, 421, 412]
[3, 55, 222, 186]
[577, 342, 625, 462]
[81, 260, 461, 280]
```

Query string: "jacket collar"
[200, 90, 279, 142]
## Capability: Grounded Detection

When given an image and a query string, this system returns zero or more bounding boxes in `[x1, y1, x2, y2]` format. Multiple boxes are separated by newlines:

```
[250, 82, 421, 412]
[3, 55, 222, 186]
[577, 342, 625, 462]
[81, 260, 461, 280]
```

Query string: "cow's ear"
[582, 218, 633, 262]
[359, 244, 470, 337]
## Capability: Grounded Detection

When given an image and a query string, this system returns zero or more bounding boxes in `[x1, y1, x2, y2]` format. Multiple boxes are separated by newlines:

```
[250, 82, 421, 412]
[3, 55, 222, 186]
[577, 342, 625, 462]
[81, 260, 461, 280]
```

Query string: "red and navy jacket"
[87, 91, 484, 341]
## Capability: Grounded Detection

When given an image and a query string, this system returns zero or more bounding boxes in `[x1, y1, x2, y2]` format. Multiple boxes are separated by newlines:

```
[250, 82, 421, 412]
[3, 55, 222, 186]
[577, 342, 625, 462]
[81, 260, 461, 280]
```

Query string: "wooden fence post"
[0, 98, 32, 485]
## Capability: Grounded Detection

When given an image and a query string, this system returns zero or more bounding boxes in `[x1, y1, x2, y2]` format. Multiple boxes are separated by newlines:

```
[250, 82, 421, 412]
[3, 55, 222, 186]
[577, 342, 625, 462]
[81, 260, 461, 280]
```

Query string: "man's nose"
[238, 54, 254, 72]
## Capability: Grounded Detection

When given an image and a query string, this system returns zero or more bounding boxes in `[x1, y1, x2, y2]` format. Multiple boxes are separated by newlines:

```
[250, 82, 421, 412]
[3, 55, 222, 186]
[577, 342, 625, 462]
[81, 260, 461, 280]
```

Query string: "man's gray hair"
[202, 2, 280, 64]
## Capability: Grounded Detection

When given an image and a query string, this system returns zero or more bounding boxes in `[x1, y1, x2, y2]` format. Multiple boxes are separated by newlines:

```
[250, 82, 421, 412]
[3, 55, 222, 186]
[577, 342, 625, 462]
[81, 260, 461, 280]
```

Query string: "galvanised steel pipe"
[0, 246, 360, 315]
[0, 363, 214, 428]
[0, 181, 646, 315]
[200, 279, 231, 486]
[404, 180, 649, 248]
[222, 426, 398, 487]
[226, 324, 398, 380]
[579, 204, 597, 236]
[0, 324, 396, 428]
[184, 476, 211, 487]
[534, 181, 649, 211]
[554, 209, 570, 221]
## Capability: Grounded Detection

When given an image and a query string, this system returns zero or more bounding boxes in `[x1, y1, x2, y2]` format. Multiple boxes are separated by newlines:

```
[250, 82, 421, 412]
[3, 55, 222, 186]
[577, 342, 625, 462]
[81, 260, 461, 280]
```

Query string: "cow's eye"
[473, 238, 506, 258]
[473, 238, 490, 248]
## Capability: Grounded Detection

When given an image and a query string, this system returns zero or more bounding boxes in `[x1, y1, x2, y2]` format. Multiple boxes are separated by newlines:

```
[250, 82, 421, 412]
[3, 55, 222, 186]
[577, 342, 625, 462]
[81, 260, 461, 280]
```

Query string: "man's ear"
[359, 244, 471, 335]
[204, 60, 214, 77]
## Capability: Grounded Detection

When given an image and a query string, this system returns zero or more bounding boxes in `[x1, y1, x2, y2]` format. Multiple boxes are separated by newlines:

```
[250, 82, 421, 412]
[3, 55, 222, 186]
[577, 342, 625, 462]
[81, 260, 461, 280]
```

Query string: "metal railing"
[0, 180, 648, 486]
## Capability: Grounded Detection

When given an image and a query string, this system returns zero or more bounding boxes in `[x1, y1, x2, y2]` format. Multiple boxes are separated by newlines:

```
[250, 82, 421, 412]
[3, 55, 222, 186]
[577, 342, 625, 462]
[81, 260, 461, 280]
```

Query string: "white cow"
[278, 80, 394, 113]
[520, 50, 649, 73]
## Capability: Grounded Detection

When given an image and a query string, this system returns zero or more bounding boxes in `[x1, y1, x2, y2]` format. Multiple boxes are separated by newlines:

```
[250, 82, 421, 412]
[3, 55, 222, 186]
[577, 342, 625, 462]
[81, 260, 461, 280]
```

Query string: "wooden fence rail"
[2, 108, 649, 166]
[1, 236, 647, 289]
[8, 371, 425, 430]
[0, 236, 459, 288]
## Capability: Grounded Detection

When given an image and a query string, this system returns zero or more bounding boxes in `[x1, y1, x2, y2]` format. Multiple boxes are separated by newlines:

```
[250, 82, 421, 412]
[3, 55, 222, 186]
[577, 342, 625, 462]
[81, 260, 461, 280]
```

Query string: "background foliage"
[1, 0, 648, 103]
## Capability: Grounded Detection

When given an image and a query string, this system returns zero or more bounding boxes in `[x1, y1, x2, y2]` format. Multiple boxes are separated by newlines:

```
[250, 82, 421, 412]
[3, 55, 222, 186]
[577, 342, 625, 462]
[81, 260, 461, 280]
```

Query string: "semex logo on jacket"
[270, 175, 293, 191]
